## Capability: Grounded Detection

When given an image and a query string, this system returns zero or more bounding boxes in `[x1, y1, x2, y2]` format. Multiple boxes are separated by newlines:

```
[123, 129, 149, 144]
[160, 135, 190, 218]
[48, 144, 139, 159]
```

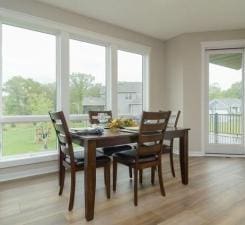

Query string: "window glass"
[69, 39, 106, 115]
[117, 50, 143, 116]
[2, 24, 56, 115]
[2, 122, 56, 156]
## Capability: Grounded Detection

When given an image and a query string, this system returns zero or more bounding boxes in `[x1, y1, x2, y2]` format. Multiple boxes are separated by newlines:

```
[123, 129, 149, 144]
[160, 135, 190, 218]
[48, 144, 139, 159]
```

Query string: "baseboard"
[173, 148, 204, 157]
[0, 160, 58, 182]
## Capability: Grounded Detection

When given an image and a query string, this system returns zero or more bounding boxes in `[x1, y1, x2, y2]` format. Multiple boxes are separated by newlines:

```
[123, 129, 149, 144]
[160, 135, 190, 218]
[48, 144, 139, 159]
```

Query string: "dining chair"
[112, 111, 171, 206]
[163, 110, 181, 177]
[49, 111, 111, 211]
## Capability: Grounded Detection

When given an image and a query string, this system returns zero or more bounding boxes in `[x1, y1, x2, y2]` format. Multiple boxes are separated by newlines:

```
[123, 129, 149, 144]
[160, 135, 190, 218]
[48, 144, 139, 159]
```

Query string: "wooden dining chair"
[163, 110, 181, 177]
[112, 111, 171, 206]
[49, 111, 111, 211]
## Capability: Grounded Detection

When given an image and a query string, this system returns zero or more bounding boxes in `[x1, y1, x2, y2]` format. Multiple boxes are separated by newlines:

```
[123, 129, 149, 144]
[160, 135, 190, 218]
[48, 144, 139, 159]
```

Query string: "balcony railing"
[209, 113, 242, 144]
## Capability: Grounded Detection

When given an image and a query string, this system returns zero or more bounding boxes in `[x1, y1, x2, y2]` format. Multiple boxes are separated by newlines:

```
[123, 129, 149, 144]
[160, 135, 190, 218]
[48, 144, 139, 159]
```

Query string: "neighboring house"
[82, 96, 106, 113]
[82, 82, 142, 115]
[117, 82, 142, 115]
[209, 98, 241, 114]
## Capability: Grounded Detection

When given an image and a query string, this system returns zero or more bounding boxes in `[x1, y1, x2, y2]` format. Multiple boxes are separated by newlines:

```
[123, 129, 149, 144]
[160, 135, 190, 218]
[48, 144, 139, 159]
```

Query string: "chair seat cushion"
[65, 150, 110, 166]
[100, 145, 133, 156]
[113, 149, 157, 163]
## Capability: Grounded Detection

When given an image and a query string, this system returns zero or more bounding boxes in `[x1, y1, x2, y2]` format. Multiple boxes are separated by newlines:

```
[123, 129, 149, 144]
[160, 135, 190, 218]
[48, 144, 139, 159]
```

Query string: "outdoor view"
[1, 24, 56, 156]
[117, 50, 143, 116]
[1, 25, 144, 157]
[208, 52, 243, 145]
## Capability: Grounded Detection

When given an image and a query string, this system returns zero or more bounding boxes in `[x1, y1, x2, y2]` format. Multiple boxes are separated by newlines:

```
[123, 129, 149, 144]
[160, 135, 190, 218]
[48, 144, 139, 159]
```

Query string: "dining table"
[71, 127, 190, 221]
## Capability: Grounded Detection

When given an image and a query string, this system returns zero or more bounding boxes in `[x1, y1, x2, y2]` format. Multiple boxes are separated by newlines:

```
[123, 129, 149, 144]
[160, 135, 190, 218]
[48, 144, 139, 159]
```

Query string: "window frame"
[0, 8, 150, 167]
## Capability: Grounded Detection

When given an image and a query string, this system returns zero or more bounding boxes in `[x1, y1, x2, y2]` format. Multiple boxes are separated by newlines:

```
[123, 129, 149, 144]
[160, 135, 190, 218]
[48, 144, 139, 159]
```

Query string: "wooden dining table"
[71, 127, 190, 221]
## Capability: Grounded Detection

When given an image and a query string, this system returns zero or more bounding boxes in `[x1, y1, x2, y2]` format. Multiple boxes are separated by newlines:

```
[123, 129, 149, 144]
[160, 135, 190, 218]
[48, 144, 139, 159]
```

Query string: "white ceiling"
[37, 0, 245, 40]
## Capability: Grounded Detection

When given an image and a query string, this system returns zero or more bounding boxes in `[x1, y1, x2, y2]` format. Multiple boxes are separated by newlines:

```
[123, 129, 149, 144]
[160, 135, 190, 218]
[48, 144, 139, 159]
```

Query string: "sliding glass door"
[206, 49, 245, 154]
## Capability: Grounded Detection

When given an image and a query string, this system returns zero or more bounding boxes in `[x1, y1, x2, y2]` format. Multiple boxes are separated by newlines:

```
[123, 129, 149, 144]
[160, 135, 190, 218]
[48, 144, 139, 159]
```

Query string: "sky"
[209, 63, 242, 90]
[2, 24, 142, 86]
[4, 24, 240, 91]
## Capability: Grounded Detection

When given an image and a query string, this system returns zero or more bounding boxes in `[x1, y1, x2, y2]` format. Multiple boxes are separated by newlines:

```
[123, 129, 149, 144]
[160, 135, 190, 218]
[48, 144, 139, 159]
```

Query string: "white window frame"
[0, 8, 150, 168]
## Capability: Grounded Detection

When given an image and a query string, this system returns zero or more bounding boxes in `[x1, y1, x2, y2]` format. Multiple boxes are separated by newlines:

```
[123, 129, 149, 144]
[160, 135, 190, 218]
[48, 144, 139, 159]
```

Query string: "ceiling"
[37, 0, 245, 40]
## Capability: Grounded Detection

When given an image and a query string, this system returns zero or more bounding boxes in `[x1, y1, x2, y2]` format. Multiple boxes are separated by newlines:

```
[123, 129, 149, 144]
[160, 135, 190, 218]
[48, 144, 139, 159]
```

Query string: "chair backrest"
[88, 110, 112, 125]
[49, 111, 75, 163]
[168, 110, 181, 128]
[137, 111, 171, 158]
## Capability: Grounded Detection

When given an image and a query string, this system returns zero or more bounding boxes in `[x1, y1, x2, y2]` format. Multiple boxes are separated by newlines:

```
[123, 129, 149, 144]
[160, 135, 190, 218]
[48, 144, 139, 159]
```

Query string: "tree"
[69, 73, 102, 114]
[3, 76, 54, 115]
[209, 83, 223, 100]
[223, 82, 241, 99]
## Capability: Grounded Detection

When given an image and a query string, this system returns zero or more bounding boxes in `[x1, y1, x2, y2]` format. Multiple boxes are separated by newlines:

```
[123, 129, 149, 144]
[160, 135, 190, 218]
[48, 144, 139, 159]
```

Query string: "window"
[0, 12, 149, 163]
[1, 24, 56, 157]
[69, 39, 106, 117]
[117, 50, 143, 116]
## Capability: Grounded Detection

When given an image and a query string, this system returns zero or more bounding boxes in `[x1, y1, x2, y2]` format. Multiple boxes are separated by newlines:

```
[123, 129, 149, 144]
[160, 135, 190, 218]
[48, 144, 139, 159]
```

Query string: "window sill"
[0, 151, 58, 169]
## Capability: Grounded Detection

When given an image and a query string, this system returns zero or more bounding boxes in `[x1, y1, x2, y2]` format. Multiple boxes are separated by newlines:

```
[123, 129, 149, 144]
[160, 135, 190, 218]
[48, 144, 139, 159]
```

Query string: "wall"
[165, 29, 245, 154]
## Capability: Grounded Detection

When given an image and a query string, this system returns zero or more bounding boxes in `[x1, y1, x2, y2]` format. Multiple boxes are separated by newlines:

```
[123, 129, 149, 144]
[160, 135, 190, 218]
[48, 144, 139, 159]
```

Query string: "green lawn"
[2, 121, 87, 156]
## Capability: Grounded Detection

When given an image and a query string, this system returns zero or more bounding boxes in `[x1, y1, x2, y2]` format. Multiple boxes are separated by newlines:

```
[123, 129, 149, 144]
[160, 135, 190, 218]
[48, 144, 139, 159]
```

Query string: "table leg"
[179, 131, 188, 185]
[84, 140, 96, 221]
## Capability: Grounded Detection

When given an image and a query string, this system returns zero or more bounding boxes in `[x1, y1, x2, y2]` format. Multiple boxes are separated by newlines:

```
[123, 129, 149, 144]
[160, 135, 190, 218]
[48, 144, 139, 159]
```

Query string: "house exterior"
[209, 98, 241, 114]
[82, 82, 142, 115]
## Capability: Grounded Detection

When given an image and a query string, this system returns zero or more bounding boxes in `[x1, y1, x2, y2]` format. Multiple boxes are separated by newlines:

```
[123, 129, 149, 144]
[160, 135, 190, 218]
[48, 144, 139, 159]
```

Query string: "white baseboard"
[173, 148, 204, 157]
[0, 160, 58, 182]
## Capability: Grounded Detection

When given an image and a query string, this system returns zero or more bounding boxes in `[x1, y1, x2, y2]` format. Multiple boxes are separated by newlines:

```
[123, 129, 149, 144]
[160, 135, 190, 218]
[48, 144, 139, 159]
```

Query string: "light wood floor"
[1, 156, 245, 225]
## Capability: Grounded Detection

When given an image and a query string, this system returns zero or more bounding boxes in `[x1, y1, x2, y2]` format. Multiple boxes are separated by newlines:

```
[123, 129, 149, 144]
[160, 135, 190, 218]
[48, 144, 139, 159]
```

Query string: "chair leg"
[59, 165, 65, 195]
[151, 166, 155, 185]
[139, 169, 143, 184]
[104, 163, 111, 199]
[68, 168, 76, 211]
[157, 160, 166, 196]
[113, 158, 117, 192]
[170, 149, 176, 177]
[134, 167, 138, 206]
[129, 166, 132, 179]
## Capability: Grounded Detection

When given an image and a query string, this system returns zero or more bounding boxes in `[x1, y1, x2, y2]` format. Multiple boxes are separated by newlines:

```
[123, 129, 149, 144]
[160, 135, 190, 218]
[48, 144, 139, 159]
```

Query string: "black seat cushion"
[113, 149, 157, 163]
[100, 145, 133, 156]
[65, 150, 110, 166]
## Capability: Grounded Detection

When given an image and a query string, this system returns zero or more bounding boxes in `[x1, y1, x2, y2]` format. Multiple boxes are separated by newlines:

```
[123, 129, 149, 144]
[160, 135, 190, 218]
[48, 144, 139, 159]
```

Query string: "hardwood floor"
[1, 156, 245, 225]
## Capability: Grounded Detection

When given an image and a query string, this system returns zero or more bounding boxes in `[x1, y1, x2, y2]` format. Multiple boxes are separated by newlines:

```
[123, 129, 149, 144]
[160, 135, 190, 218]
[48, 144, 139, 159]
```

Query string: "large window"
[0, 14, 149, 163]
[1, 24, 56, 157]
[117, 50, 143, 116]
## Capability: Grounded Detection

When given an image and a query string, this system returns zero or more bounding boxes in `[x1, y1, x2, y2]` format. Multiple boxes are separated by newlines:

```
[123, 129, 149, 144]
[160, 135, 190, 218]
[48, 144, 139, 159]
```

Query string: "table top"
[71, 127, 190, 141]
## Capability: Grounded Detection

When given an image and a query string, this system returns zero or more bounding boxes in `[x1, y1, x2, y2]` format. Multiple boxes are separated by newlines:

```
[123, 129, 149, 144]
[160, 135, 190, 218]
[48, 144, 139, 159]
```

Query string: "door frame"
[201, 40, 245, 156]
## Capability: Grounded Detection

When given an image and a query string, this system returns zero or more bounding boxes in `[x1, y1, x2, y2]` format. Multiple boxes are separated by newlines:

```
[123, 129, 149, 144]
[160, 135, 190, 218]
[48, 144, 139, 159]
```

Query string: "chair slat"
[139, 133, 163, 143]
[141, 111, 170, 120]
[141, 123, 166, 132]
[138, 143, 162, 156]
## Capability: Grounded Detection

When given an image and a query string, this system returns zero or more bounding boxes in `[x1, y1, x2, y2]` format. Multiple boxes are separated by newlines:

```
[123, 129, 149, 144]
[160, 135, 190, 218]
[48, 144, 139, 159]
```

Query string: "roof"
[209, 98, 241, 110]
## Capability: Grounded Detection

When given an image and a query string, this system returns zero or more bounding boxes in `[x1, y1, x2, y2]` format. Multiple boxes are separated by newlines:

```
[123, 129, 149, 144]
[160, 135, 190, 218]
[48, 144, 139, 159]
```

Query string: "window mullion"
[110, 44, 118, 118]
[58, 31, 69, 118]
[0, 20, 2, 159]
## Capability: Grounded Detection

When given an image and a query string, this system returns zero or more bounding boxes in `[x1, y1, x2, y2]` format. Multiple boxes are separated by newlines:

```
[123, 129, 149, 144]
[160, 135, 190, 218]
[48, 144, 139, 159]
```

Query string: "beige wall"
[165, 30, 245, 154]
[0, 0, 166, 111]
